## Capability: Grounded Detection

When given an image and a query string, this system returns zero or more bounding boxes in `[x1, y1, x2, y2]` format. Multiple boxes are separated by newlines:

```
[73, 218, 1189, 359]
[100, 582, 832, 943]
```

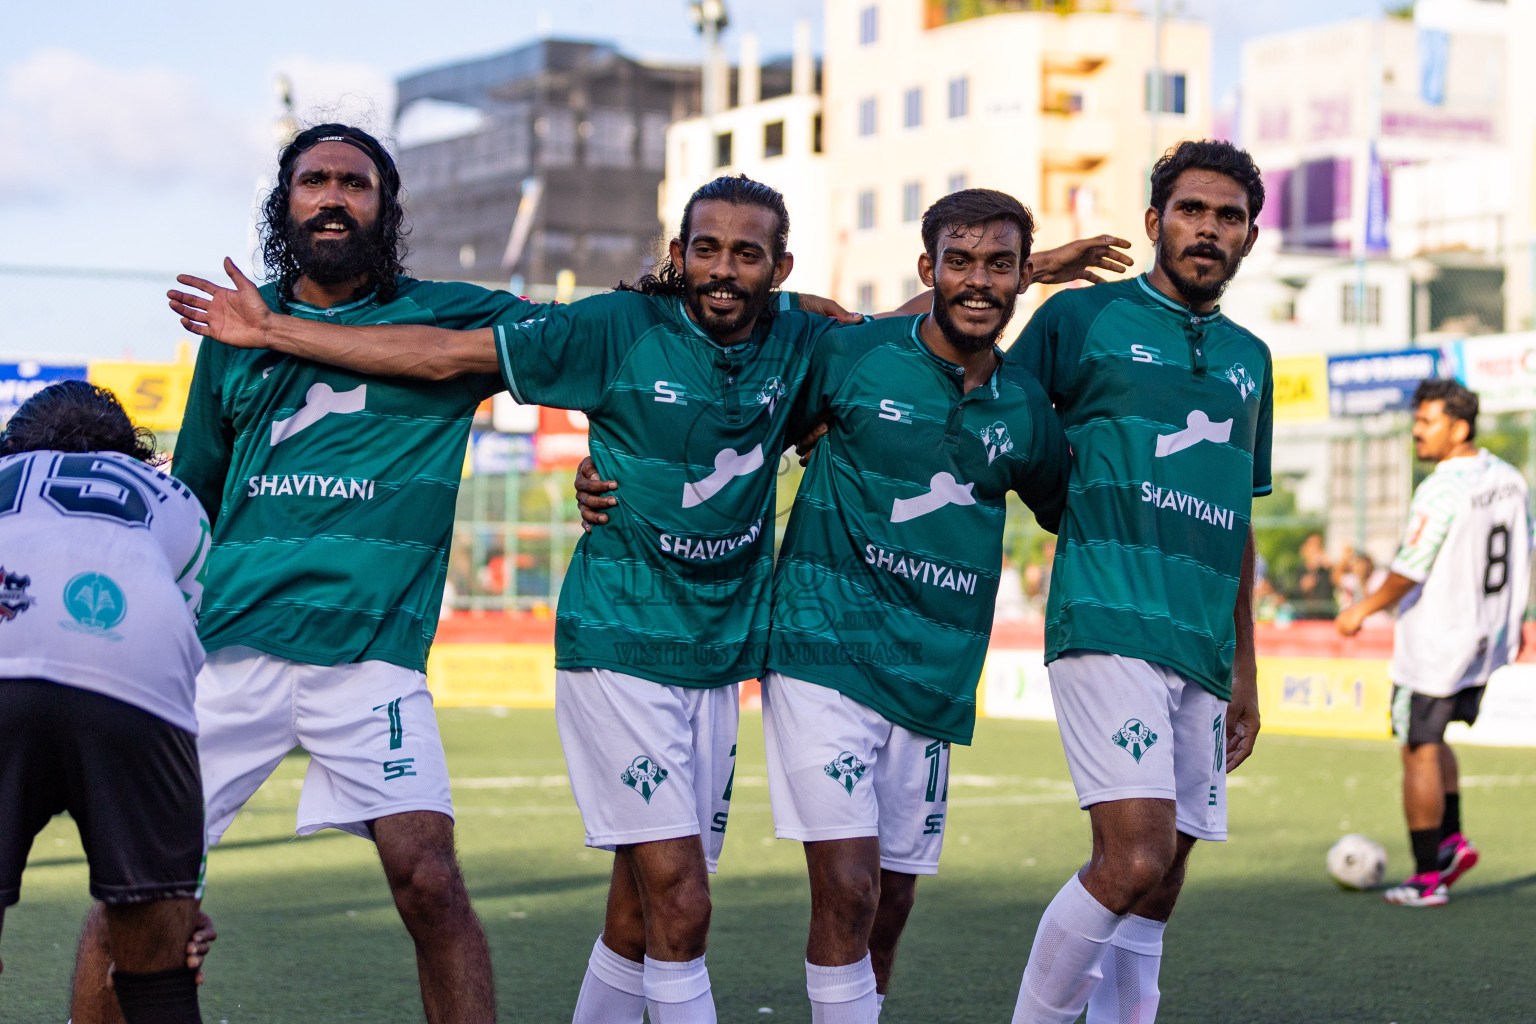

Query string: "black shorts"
[1391, 684, 1487, 747]
[0, 678, 204, 907]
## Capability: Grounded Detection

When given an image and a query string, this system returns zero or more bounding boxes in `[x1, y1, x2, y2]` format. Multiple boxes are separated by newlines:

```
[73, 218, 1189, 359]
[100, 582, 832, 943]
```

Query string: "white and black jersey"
[1391, 449, 1532, 697]
[0, 450, 209, 732]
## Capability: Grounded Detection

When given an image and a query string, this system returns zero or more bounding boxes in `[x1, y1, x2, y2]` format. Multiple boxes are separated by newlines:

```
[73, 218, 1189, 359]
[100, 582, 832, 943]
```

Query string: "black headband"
[298, 134, 398, 191]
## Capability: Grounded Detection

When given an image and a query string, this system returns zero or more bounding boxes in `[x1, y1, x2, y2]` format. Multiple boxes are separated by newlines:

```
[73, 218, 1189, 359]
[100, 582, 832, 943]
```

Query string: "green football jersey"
[175, 276, 544, 671]
[768, 315, 1070, 744]
[494, 290, 834, 688]
[1013, 275, 1273, 700]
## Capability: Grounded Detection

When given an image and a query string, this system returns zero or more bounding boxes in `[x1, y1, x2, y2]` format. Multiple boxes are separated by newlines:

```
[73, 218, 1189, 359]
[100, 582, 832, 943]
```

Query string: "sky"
[1, 0, 1404, 362]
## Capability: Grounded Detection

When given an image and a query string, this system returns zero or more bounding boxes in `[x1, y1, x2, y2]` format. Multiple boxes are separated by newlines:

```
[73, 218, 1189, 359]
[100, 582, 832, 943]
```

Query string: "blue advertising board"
[0, 361, 89, 423]
[1327, 348, 1449, 416]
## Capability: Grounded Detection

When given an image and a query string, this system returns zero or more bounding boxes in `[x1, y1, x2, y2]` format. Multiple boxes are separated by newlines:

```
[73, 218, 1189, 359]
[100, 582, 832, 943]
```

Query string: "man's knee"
[387, 849, 470, 919]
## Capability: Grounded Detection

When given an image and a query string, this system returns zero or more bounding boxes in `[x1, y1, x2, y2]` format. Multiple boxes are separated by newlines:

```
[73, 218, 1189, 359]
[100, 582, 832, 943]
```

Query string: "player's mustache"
[303, 210, 361, 235]
[1182, 243, 1225, 262]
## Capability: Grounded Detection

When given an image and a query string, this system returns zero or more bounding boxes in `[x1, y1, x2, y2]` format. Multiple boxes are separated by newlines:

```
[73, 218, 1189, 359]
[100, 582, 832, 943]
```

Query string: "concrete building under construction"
[394, 40, 700, 293]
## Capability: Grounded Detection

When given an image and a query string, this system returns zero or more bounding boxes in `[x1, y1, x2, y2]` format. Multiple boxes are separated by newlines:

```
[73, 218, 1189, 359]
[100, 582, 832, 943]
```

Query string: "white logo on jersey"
[1154, 410, 1232, 457]
[981, 421, 1013, 464]
[878, 399, 914, 423]
[682, 445, 764, 509]
[270, 383, 367, 446]
[1220, 363, 1257, 400]
[1130, 344, 1161, 364]
[654, 381, 687, 405]
[757, 377, 785, 414]
[890, 472, 976, 523]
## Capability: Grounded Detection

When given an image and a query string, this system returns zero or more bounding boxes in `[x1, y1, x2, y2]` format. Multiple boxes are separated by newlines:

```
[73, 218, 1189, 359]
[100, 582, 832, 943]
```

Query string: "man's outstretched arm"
[169, 259, 497, 379]
[1336, 572, 1417, 637]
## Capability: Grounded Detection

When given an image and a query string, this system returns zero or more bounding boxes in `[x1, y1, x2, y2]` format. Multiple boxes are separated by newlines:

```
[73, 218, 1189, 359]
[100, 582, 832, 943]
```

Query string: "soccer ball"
[1327, 834, 1387, 890]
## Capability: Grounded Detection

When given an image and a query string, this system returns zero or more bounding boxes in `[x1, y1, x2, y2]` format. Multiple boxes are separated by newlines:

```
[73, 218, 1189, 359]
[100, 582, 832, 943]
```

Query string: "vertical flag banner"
[1418, 29, 1449, 106]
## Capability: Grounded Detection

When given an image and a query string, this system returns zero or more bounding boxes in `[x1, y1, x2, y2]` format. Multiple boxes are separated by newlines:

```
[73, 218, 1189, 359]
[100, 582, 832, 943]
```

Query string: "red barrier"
[435, 612, 1536, 662]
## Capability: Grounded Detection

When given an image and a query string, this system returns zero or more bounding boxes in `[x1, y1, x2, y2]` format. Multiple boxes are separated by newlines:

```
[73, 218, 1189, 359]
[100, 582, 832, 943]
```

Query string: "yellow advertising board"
[426, 643, 557, 708]
[1257, 656, 1391, 740]
[89, 360, 195, 433]
[1271, 354, 1330, 423]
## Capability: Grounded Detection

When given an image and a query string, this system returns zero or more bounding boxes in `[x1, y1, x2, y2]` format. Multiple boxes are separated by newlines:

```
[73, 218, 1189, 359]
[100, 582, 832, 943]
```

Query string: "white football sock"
[877, 992, 886, 1017]
[644, 954, 716, 1024]
[1012, 873, 1124, 1024]
[806, 953, 880, 1024]
[1086, 915, 1165, 1024]
[572, 937, 646, 1024]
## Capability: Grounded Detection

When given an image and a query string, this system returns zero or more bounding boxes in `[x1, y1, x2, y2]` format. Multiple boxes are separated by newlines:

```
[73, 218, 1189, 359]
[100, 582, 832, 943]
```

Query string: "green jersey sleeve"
[1014, 289, 1093, 405]
[1008, 372, 1071, 533]
[1252, 345, 1274, 497]
[784, 318, 880, 442]
[492, 292, 645, 412]
[172, 338, 237, 524]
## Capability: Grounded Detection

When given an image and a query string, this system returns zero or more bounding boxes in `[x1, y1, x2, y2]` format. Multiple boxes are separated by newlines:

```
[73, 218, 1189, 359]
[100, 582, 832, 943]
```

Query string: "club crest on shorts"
[824, 751, 869, 794]
[1111, 719, 1158, 763]
[620, 755, 669, 803]
[0, 567, 33, 622]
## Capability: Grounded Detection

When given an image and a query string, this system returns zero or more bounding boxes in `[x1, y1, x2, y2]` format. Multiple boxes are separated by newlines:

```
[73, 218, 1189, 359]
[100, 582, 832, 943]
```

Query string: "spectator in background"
[1288, 532, 1336, 619]
[1333, 547, 1390, 627]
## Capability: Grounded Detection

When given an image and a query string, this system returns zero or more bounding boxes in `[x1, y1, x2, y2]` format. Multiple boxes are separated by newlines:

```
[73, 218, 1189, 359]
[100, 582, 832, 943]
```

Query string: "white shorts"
[1048, 652, 1227, 842]
[761, 672, 951, 876]
[556, 669, 738, 872]
[197, 647, 453, 843]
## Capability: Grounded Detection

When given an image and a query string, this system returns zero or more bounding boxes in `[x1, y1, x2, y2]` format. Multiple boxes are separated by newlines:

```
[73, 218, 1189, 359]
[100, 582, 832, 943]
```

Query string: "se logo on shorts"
[1111, 719, 1158, 763]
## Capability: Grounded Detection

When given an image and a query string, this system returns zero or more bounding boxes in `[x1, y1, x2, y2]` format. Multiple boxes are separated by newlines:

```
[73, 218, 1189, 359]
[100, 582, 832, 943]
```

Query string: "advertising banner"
[0, 361, 88, 424]
[88, 360, 195, 433]
[1448, 333, 1536, 413]
[1272, 354, 1330, 422]
[1327, 348, 1447, 416]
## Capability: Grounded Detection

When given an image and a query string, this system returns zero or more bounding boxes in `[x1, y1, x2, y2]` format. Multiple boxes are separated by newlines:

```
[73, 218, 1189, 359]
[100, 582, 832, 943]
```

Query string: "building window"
[640, 111, 669, 169]
[1342, 283, 1382, 325]
[859, 97, 878, 137]
[859, 4, 879, 45]
[857, 189, 877, 230]
[585, 109, 636, 168]
[1144, 72, 1187, 115]
[813, 113, 824, 153]
[904, 87, 923, 128]
[764, 120, 785, 158]
[948, 76, 969, 119]
[857, 282, 876, 313]
[903, 277, 923, 301]
[715, 131, 733, 168]
[902, 181, 922, 223]
[536, 111, 577, 168]
[947, 172, 968, 194]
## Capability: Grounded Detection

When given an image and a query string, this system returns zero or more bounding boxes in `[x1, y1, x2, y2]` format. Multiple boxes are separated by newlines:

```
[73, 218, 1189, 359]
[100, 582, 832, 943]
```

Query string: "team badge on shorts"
[1111, 719, 1158, 763]
[621, 755, 669, 803]
[824, 751, 869, 794]
[0, 567, 33, 622]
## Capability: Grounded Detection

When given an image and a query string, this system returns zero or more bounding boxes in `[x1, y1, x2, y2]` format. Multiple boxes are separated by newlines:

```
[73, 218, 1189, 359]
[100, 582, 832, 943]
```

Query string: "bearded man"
[72, 123, 546, 1024]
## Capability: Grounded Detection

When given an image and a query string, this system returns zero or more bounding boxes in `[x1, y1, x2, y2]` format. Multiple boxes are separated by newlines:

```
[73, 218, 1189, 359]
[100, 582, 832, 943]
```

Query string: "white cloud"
[0, 49, 264, 203]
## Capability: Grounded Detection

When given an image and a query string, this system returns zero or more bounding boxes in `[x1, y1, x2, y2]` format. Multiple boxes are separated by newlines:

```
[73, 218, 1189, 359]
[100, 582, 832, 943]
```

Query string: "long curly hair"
[620, 173, 790, 298]
[259, 123, 409, 310]
[0, 380, 159, 464]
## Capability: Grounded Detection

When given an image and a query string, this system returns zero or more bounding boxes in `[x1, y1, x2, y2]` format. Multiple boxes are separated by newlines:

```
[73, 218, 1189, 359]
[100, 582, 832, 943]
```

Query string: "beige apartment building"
[661, 0, 1209, 314]
[823, 0, 1209, 315]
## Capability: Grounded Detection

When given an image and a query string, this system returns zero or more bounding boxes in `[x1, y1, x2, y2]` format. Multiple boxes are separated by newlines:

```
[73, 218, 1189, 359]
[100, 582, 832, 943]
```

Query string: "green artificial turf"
[4, 710, 1535, 1022]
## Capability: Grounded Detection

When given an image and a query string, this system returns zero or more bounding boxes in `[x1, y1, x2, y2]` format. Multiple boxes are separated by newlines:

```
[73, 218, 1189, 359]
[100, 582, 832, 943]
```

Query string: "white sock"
[877, 992, 886, 1017]
[1012, 873, 1124, 1024]
[644, 955, 716, 1024]
[806, 953, 880, 1024]
[1086, 915, 1165, 1024]
[572, 937, 646, 1024]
